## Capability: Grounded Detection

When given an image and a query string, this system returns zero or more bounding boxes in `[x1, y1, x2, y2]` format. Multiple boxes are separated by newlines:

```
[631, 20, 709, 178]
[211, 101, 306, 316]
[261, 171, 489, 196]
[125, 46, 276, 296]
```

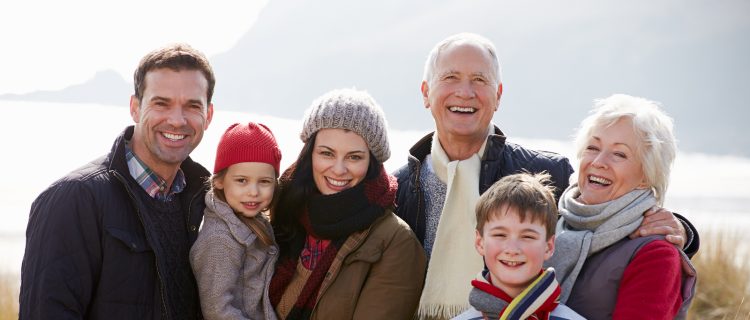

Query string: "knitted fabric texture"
[467, 269, 561, 320]
[419, 157, 447, 259]
[300, 88, 391, 163]
[418, 134, 486, 319]
[307, 166, 396, 239]
[214, 122, 282, 174]
[190, 191, 279, 320]
[269, 164, 397, 319]
[273, 237, 344, 320]
[139, 194, 196, 319]
[545, 184, 656, 303]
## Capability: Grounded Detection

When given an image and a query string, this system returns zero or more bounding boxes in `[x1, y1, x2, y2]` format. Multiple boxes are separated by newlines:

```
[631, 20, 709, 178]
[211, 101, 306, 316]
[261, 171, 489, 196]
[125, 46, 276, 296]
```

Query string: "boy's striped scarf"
[468, 268, 561, 320]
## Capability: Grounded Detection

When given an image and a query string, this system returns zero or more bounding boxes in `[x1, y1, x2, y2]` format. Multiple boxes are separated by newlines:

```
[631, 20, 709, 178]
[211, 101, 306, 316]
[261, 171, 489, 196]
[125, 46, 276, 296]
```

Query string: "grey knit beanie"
[300, 88, 391, 163]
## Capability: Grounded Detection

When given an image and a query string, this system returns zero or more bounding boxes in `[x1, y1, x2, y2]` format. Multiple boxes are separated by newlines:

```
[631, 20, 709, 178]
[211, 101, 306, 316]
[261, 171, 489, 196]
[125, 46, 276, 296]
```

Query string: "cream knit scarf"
[417, 135, 486, 319]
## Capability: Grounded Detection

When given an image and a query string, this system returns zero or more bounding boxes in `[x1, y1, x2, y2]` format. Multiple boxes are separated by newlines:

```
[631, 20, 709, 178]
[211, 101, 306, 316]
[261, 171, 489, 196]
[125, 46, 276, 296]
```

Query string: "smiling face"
[422, 42, 502, 146]
[214, 162, 276, 218]
[312, 128, 371, 195]
[475, 207, 554, 298]
[129, 68, 213, 178]
[577, 117, 648, 205]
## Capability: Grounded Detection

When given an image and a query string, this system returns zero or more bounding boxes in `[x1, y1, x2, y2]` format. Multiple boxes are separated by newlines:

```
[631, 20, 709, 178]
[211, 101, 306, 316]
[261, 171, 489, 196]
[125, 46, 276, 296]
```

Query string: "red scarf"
[269, 165, 397, 319]
[469, 268, 561, 320]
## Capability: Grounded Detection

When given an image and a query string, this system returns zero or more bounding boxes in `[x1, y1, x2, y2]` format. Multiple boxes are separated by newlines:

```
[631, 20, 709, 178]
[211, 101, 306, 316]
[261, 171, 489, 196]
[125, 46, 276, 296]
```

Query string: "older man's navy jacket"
[393, 126, 699, 257]
[394, 127, 574, 245]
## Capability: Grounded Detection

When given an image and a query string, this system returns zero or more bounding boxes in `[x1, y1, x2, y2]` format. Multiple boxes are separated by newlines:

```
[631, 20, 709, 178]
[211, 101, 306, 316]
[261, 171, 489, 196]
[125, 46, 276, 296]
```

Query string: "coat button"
[268, 247, 278, 255]
[190, 225, 197, 232]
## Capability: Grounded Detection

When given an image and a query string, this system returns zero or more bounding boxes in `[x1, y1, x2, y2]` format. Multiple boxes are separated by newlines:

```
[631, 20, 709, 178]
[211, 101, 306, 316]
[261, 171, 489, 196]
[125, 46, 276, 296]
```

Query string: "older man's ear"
[494, 83, 503, 111]
[421, 81, 431, 109]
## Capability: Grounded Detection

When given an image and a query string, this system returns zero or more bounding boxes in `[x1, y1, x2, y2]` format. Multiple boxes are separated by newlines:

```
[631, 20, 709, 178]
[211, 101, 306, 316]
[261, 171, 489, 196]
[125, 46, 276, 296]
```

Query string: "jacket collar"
[106, 125, 210, 193]
[204, 191, 270, 246]
[407, 125, 508, 165]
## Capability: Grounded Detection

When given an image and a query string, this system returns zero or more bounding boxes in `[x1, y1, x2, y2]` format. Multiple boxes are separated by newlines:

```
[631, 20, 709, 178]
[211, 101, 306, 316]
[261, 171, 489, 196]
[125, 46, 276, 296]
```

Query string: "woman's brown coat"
[308, 211, 426, 320]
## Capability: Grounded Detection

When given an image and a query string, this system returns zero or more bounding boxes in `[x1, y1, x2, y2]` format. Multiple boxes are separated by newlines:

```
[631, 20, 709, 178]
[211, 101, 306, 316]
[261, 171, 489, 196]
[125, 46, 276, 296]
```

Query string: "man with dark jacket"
[20, 43, 215, 320]
[393, 33, 699, 319]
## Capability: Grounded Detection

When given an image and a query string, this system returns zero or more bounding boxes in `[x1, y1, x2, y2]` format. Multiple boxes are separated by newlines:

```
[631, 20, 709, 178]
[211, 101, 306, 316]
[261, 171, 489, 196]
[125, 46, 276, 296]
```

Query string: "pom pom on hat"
[214, 122, 282, 174]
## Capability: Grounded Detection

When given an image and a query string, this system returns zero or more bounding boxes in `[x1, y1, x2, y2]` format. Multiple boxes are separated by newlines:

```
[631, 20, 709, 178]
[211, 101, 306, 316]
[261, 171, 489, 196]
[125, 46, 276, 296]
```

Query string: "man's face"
[422, 42, 501, 144]
[129, 68, 213, 176]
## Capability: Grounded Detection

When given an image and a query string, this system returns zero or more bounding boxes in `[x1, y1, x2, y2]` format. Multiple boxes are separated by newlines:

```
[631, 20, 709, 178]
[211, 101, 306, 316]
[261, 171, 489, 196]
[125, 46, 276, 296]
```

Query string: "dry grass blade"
[0, 272, 18, 320]
[688, 228, 750, 320]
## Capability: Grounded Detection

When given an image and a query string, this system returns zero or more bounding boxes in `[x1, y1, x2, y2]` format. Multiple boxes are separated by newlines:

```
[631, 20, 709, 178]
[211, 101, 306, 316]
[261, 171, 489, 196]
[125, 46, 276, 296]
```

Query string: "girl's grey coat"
[190, 192, 279, 320]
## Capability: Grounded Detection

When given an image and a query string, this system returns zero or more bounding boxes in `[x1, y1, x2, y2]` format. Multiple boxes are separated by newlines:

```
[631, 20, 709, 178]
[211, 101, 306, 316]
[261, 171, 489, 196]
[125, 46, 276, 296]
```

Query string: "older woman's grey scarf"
[545, 184, 656, 302]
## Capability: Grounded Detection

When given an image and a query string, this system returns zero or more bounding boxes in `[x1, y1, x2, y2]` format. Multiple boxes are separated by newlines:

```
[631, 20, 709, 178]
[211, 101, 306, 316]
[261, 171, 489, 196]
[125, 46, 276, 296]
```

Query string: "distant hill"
[0, 70, 130, 107]
[3, 0, 748, 156]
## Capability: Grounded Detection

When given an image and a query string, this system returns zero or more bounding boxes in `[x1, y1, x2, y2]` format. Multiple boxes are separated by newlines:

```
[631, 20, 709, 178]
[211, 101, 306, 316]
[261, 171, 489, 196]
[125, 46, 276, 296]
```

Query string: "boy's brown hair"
[475, 172, 558, 239]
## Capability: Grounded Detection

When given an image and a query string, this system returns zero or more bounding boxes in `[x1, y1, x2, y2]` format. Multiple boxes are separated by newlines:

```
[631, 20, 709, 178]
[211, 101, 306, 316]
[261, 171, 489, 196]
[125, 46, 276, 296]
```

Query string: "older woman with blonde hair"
[547, 94, 697, 319]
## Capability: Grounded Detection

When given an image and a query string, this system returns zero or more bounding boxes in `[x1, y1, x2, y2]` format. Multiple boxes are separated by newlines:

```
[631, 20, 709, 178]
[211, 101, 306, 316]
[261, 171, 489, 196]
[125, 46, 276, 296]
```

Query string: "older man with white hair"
[393, 33, 700, 319]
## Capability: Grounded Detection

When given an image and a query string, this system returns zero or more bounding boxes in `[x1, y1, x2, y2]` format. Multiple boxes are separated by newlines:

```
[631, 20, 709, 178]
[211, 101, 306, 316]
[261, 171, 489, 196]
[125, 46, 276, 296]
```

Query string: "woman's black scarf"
[269, 164, 397, 319]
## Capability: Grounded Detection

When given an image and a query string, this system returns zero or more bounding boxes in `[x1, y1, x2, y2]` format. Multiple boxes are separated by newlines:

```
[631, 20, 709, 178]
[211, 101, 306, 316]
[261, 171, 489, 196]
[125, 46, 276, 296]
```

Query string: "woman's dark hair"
[271, 131, 382, 260]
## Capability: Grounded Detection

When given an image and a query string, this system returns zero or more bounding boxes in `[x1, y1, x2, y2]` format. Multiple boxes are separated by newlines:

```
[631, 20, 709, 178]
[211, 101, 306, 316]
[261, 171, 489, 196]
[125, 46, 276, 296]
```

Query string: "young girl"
[190, 122, 282, 320]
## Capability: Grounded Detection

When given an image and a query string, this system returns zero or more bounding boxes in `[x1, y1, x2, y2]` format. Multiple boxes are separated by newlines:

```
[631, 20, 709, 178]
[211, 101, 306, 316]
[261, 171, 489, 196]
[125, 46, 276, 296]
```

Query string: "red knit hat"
[213, 122, 282, 174]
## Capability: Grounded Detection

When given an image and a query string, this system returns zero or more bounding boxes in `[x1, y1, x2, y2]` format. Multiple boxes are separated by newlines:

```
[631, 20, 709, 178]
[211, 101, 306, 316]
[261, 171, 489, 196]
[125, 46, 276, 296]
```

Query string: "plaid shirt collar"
[301, 234, 331, 270]
[125, 143, 186, 201]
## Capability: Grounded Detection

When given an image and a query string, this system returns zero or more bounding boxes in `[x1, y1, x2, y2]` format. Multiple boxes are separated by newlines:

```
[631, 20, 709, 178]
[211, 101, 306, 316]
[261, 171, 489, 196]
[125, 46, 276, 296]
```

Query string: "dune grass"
[0, 272, 18, 320]
[688, 228, 750, 319]
[0, 228, 748, 318]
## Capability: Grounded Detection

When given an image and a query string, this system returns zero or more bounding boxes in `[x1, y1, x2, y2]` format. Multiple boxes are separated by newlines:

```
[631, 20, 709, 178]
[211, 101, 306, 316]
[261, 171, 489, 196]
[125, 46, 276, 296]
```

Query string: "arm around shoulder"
[674, 212, 700, 258]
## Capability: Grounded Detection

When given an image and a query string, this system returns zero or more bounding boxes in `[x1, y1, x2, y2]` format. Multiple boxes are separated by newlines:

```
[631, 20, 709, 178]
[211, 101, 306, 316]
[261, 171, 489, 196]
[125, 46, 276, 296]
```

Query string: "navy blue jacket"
[394, 127, 574, 244]
[20, 126, 208, 319]
[393, 127, 699, 257]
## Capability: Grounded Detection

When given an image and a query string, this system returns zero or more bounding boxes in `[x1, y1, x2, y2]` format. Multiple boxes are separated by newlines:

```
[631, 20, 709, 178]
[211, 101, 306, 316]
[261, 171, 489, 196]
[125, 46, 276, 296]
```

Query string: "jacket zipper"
[113, 170, 171, 320]
[186, 185, 205, 240]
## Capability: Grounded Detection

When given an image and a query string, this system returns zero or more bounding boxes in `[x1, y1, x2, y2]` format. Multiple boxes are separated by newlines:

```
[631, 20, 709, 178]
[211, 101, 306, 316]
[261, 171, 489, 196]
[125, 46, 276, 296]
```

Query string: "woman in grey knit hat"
[268, 88, 427, 320]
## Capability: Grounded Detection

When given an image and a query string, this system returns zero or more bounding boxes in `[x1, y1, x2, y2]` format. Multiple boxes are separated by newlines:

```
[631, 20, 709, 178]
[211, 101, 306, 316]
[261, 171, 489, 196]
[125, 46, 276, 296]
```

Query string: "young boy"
[453, 173, 585, 320]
